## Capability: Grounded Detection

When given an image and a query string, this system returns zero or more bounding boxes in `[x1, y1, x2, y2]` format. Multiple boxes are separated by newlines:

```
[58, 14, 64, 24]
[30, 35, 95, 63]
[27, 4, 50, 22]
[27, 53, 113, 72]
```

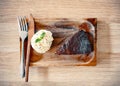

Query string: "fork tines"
[17, 16, 28, 32]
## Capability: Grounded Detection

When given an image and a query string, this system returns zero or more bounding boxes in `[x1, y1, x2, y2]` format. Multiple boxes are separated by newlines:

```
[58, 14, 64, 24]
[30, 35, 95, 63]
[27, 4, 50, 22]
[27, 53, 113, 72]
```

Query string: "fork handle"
[20, 40, 25, 78]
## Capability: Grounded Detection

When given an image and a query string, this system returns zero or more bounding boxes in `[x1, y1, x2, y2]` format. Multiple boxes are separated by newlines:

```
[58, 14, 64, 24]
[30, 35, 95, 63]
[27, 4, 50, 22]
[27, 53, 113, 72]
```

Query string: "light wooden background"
[0, 0, 120, 86]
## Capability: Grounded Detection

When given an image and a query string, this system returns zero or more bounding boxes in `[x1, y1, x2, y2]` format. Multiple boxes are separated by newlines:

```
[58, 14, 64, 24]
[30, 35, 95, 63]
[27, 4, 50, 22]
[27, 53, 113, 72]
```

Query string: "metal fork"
[17, 16, 28, 78]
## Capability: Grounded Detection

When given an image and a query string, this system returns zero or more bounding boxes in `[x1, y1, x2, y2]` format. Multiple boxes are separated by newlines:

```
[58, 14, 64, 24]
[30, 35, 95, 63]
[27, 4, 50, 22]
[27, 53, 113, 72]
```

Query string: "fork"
[17, 16, 28, 78]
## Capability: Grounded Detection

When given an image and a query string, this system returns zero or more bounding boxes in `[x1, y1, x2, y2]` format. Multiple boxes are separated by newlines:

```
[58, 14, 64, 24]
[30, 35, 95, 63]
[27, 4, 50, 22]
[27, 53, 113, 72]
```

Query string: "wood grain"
[0, 0, 120, 86]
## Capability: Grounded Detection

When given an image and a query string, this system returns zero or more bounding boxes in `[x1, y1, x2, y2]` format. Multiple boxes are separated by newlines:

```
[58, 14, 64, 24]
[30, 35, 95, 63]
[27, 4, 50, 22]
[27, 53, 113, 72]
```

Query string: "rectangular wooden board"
[20, 18, 97, 67]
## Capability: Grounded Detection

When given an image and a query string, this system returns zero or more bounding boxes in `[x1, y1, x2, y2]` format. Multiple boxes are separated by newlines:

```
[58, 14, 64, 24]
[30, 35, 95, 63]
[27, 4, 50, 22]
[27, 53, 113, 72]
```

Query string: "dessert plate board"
[19, 18, 97, 67]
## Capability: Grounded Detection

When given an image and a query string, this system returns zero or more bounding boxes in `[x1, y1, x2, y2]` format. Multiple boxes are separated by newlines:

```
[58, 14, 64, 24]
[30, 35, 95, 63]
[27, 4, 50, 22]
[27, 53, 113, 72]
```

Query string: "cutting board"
[20, 18, 97, 67]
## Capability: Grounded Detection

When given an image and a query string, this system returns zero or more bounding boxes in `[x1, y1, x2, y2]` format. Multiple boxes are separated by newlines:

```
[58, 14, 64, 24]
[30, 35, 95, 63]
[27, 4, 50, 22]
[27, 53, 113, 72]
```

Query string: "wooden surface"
[0, 0, 120, 86]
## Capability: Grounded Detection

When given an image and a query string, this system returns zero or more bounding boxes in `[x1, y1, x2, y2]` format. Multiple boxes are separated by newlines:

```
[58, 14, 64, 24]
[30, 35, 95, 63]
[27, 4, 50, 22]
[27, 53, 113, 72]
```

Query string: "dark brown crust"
[56, 30, 94, 55]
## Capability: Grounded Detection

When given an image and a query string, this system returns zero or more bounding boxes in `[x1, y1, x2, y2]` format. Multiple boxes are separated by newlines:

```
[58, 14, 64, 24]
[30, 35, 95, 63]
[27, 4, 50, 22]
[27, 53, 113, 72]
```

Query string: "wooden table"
[0, 0, 120, 85]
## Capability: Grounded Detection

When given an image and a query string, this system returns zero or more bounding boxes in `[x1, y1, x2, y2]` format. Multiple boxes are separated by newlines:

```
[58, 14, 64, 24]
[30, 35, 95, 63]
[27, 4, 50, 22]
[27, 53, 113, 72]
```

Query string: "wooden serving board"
[20, 18, 97, 67]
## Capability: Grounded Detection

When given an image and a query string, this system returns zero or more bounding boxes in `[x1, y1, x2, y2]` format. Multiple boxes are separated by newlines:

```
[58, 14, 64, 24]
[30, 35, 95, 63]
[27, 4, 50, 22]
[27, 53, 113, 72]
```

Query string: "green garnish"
[35, 32, 46, 43]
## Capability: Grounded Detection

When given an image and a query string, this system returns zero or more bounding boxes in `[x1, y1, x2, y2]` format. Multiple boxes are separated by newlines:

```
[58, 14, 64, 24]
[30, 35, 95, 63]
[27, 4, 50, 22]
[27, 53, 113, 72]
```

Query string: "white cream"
[31, 30, 53, 53]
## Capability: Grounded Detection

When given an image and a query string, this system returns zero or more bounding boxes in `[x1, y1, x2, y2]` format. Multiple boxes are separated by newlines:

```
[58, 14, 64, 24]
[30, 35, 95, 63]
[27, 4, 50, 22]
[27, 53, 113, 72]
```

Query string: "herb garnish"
[35, 32, 46, 43]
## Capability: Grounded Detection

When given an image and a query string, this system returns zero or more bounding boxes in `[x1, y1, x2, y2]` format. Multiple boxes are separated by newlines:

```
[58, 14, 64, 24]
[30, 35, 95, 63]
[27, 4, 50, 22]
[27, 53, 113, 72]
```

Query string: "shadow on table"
[35, 19, 112, 81]
[37, 67, 49, 81]
[97, 19, 111, 66]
